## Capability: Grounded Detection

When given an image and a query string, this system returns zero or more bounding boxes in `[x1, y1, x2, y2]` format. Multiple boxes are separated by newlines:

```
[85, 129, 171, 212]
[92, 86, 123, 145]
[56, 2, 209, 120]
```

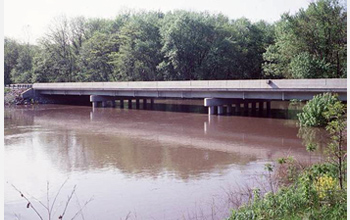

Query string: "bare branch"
[11, 184, 44, 220]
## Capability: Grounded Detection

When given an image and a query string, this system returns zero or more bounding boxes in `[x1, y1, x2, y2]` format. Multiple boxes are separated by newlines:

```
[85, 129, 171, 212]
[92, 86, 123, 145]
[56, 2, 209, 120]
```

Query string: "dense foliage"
[229, 163, 347, 220]
[298, 93, 339, 127]
[4, 0, 347, 84]
[263, 0, 347, 79]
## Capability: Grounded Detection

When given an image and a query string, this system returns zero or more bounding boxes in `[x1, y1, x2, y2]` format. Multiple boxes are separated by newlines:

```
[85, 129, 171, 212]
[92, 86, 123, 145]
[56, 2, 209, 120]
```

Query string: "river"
[4, 100, 324, 220]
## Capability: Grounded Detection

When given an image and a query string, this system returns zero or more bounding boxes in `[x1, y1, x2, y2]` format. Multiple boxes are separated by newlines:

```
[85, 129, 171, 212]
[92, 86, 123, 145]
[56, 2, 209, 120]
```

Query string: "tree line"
[4, 0, 347, 84]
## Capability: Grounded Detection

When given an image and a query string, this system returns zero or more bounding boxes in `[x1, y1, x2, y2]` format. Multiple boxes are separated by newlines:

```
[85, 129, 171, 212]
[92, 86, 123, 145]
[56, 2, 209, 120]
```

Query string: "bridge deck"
[29, 79, 346, 101]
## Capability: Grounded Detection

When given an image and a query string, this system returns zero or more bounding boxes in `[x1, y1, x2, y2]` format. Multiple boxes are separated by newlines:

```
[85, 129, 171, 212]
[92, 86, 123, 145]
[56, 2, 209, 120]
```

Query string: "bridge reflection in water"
[5, 103, 326, 220]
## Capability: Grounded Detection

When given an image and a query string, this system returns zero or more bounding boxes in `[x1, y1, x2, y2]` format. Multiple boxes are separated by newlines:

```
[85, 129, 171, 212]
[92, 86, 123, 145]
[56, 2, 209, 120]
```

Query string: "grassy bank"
[228, 162, 347, 219]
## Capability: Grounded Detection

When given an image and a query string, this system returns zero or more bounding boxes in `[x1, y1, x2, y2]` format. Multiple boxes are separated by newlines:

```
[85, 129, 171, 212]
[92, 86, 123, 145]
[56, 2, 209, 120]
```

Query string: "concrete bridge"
[22, 78, 347, 115]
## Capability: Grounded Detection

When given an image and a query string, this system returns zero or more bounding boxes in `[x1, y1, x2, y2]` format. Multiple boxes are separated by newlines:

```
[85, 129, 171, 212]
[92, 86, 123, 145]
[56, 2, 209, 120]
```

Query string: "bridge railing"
[5, 84, 33, 88]
[32, 79, 347, 90]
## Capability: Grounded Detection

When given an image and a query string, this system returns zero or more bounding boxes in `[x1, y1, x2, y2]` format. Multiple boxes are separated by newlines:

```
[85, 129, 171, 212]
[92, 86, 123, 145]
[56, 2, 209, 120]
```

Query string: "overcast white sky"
[4, 0, 313, 44]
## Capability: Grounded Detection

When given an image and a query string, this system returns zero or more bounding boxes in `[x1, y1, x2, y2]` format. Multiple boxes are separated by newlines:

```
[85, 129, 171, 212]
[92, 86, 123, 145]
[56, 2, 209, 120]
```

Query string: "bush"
[298, 93, 339, 127]
[229, 163, 347, 220]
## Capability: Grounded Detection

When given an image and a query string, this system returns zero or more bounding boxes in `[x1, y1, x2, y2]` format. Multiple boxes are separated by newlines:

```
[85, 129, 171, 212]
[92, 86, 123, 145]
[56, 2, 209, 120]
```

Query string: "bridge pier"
[136, 99, 140, 109]
[259, 101, 264, 112]
[266, 101, 271, 112]
[92, 101, 98, 108]
[217, 106, 224, 115]
[251, 101, 256, 112]
[227, 105, 232, 114]
[244, 101, 249, 114]
[111, 100, 116, 108]
[205, 98, 274, 116]
[120, 99, 124, 108]
[128, 99, 132, 109]
[208, 106, 216, 115]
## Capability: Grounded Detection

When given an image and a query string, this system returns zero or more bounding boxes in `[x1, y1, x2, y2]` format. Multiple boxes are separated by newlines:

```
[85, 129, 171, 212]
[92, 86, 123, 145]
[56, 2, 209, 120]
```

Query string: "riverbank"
[228, 161, 347, 219]
[4, 87, 29, 105]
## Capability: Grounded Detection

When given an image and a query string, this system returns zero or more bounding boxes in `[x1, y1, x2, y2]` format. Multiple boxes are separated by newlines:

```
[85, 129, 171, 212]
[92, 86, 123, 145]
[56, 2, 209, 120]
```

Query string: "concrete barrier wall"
[32, 79, 347, 90]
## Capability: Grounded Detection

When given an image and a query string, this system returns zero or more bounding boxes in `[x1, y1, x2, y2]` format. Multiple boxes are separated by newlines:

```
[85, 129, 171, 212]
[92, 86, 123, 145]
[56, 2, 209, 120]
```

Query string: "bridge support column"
[208, 106, 216, 115]
[90, 95, 118, 108]
[143, 99, 147, 109]
[235, 102, 241, 113]
[92, 101, 98, 108]
[259, 101, 264, 112]
[120, 100, 124, 108]
[128, 100, 132, 109]
[251, 102, 256, 112]
[244, 101, 249, 113]
[266, 101, 271, 112]
[227, 105, 232, 114]
[217, 106, 224, 115]
[136, 99, 140, 109]
[101, 101, 107, 108]
[111, 100, 116, 108]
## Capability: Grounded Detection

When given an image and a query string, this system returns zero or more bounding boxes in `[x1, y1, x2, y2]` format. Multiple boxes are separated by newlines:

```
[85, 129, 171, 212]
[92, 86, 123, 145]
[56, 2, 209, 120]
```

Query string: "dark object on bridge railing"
[5, 84, 33, 88]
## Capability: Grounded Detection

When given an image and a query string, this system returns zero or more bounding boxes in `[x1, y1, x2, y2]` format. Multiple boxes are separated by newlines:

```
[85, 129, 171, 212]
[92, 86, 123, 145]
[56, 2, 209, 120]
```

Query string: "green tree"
[263, 0, 347, 79]
[323, 101, 347, 189]
[78, 32, 119, 81]
[4, 37, 20, 84]
[110, 12, 164, 81]
[10, 44, 37, 83]
[298, 93, 339, 127]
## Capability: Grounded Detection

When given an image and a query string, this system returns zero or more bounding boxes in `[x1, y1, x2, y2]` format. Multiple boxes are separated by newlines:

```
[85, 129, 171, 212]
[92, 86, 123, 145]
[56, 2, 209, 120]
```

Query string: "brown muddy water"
[4, 100, 325, 220]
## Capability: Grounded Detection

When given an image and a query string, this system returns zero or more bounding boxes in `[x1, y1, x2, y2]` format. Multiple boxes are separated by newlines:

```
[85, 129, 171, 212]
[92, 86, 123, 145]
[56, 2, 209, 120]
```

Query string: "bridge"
[22, 78, 347, 115]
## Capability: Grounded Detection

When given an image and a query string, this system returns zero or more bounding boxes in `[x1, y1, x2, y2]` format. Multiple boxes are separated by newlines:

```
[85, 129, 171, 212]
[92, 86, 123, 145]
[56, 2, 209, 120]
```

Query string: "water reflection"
[5, 105, 323, 179]
[4, 103, 325, 220]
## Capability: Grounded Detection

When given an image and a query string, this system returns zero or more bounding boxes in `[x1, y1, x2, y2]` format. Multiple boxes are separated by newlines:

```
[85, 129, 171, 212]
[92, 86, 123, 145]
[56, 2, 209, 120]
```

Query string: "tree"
[298, 93, 339, 127]
[323, 101, 347, 189]
[263, 0, 347, 79]
[10, 44, 39, 83]
[4, 37, 20, 84]
[110, 12, 164, 81]
[77, 32, 119, 81]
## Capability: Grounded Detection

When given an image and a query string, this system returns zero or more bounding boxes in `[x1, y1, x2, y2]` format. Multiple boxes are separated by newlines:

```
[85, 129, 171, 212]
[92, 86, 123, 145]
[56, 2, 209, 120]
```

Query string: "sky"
[4, 0, 313, 44]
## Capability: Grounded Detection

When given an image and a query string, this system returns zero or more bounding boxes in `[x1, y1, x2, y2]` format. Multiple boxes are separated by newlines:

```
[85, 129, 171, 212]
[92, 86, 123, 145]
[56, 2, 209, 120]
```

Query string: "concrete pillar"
[128, 99, 132, 109]
[150, 99, 154, 109]
[244, 102, 249, 113]
[136, 99, 140, 109]
[208, 106, 215, 115]
[101, 101, 107, 108]
[251, 102, 257, 112]
[217, 106, 224, 115]
[227, 105, 232, 114]
[259, 101, 264, 111]
[143, 99, 147, 108]
[111, 100, 116, 108]
[235, 103, 241, 113]
[120, 100, 124, 108]
[92, 101, 98, 108]
[266, 101, 271, 113]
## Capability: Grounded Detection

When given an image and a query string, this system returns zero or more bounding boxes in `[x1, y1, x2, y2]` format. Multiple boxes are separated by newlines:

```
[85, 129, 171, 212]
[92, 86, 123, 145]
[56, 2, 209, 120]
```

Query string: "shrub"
[298, 93, 339, 127]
